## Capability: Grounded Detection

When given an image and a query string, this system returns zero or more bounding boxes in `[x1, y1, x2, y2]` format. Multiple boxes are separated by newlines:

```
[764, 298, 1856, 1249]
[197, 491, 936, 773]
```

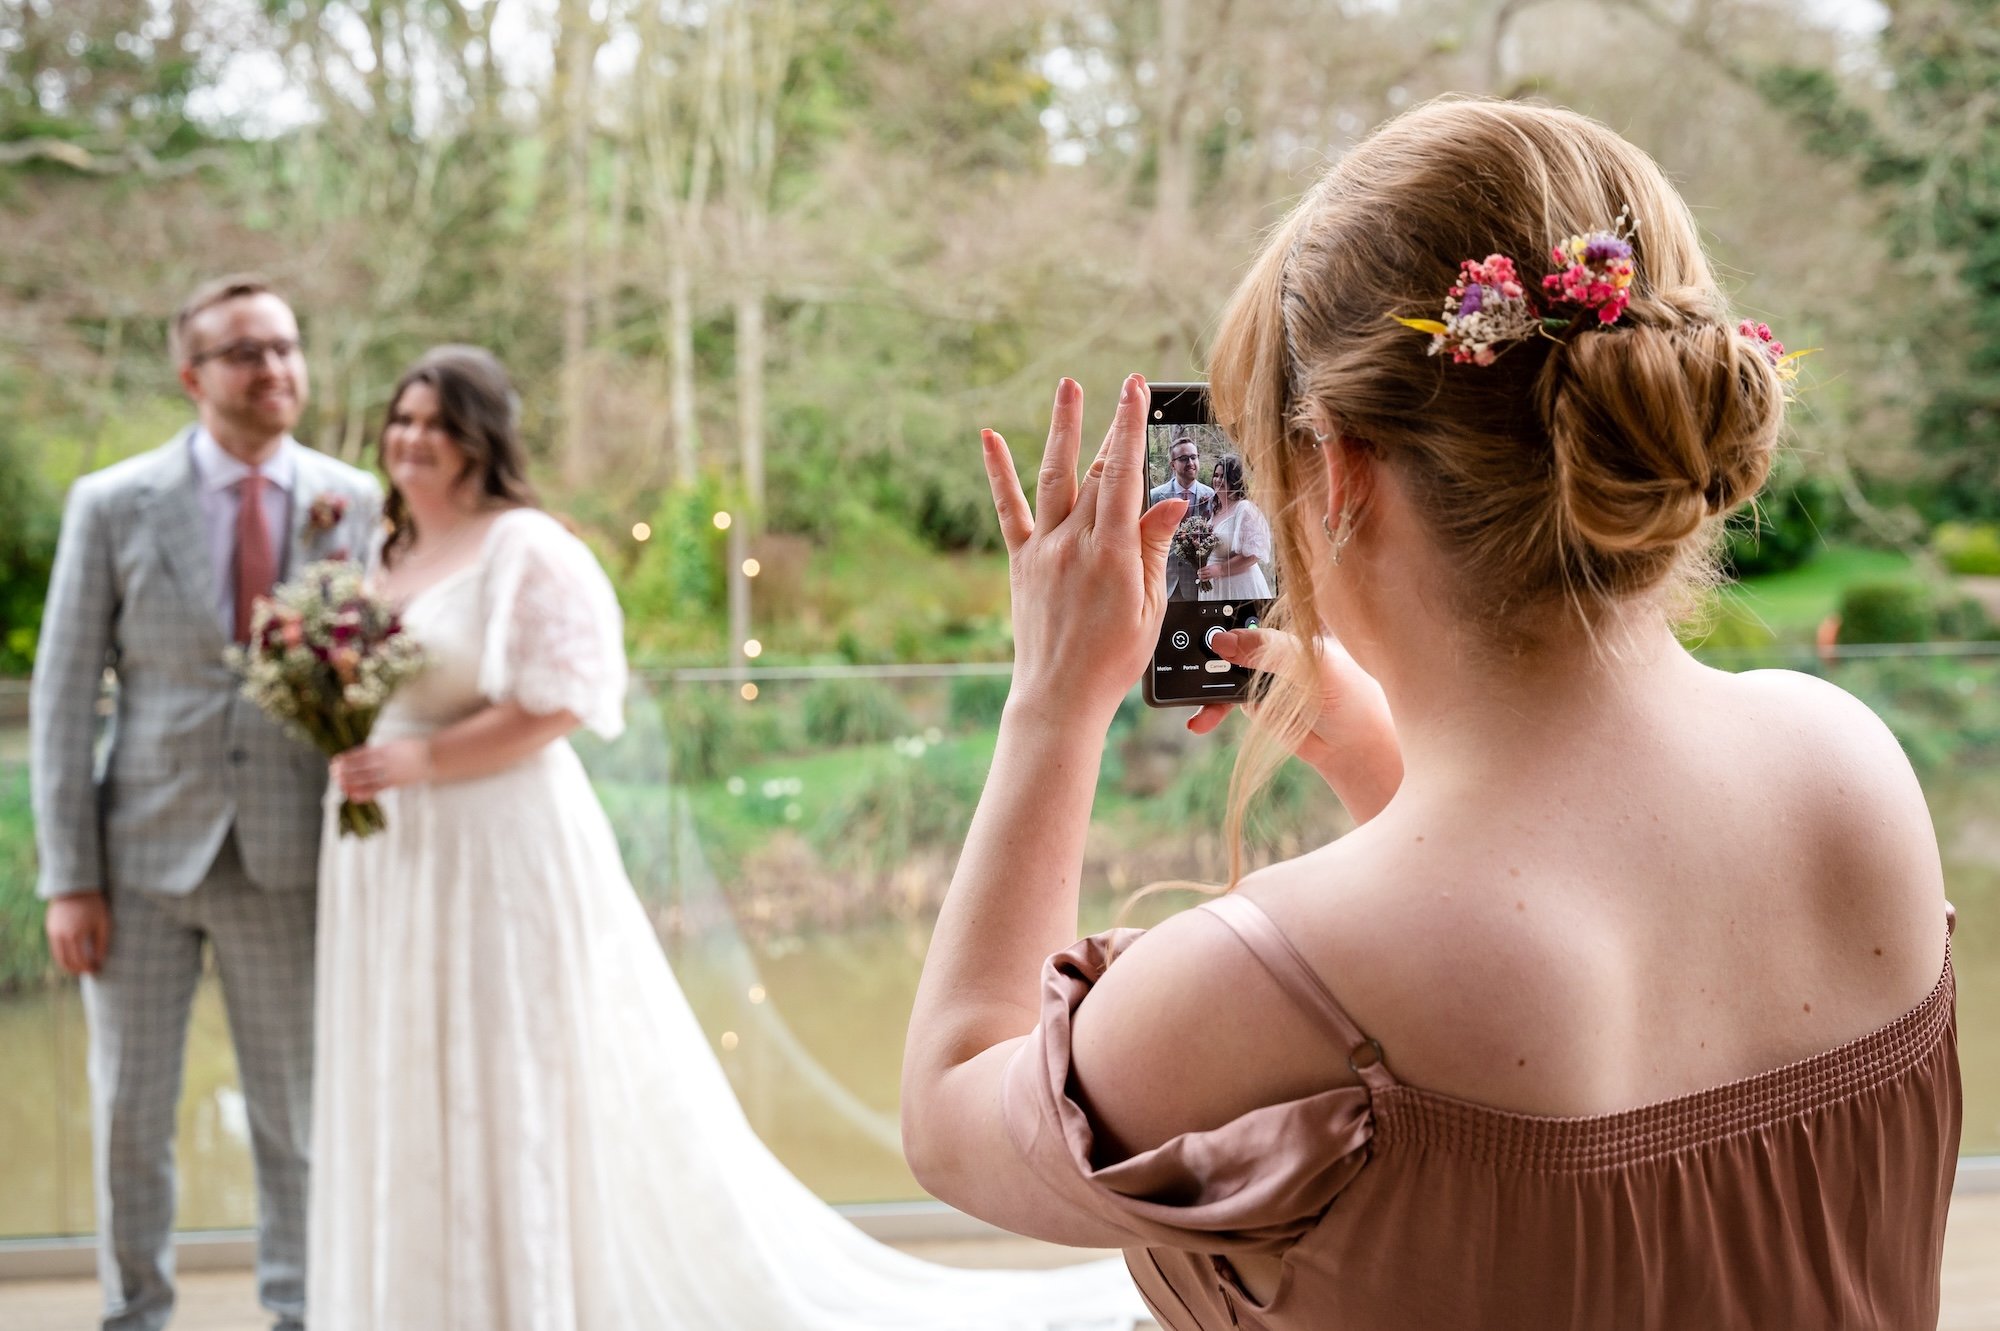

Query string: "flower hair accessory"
[1393, 212, 1639, 364]
[1737, 320, 1814, 382]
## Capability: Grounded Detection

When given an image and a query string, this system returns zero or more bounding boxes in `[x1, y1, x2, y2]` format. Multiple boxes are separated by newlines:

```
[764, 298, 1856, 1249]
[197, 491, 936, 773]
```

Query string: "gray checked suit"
[30, 427, 379, 1331]
[1151, 479, 1215, 600]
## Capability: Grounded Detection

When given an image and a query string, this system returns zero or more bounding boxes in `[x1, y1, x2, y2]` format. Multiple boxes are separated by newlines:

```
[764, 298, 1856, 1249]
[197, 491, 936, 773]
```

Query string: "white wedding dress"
[1200, 501, 1273, 602]
[310, 508, 1145, 1330]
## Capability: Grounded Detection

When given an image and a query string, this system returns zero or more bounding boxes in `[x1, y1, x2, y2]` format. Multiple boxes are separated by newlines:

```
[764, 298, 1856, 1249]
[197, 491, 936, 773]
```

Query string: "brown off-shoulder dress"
[1003, 894, 1961, 1330]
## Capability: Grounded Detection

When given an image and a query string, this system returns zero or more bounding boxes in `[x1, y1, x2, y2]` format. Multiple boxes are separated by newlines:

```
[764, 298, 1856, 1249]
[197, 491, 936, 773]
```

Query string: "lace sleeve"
[478, 510, 628, 739]
[1240, 502, 1273, 563]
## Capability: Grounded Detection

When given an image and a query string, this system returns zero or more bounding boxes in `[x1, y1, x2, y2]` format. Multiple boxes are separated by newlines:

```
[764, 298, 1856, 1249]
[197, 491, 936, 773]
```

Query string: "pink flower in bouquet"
[229, 561, 426, 837]
[1171, 515, 1220, 592]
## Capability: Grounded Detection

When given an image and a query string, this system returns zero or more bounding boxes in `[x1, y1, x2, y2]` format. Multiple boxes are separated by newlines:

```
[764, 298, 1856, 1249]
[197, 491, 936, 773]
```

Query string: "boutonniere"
[307, 493, 349, 536]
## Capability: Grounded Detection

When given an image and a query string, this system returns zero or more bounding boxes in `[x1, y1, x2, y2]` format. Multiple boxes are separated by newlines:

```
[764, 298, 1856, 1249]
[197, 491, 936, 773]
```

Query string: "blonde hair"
[1206, 97, 1786, 887]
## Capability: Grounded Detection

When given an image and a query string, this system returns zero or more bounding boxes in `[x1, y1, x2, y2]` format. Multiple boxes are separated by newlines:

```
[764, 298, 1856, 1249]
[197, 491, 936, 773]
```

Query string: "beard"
[225, 384, 304, 437]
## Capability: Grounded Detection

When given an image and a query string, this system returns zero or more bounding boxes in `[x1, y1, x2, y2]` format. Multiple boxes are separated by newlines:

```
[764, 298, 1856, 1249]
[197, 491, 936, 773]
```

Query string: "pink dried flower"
[1542, 213, 1637, 326]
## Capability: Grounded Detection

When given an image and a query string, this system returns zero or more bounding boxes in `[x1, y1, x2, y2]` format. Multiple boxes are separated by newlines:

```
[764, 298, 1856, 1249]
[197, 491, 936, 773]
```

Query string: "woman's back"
[1245, 657, 1947, 1123]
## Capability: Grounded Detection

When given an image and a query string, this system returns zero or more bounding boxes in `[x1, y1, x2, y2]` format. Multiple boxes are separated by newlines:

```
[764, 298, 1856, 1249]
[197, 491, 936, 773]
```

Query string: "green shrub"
[1837, 581, 1933, 644]
[620, 479, 731, 652]
[1154, 719, 1336, 847]
[800, 677, 911, 748]
[0, 767, 51, 993]
[659, 684, 803, 782]
[0, 421, 60, 673]
[1722, 463, 1838, 579]
[1933, 522, 2000, 576]
[809, 739, 989, 872]
[1935, 593, 1998, 642]
[946, 672, 1011, 730]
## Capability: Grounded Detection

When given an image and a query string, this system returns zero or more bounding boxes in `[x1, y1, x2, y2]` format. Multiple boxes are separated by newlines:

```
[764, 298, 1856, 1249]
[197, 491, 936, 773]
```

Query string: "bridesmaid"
[903, 97, 1957, 1329]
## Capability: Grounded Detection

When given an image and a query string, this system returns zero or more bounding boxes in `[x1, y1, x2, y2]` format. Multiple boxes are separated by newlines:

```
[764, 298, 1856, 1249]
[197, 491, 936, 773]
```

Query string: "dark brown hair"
[1212, 453, 1248, 501]
[379, 345, 539, 566]
[172, 274, 282, 365]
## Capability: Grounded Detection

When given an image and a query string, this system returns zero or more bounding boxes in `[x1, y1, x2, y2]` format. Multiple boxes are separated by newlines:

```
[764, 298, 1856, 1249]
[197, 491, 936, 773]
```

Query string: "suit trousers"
[81, 833, 315, 1331]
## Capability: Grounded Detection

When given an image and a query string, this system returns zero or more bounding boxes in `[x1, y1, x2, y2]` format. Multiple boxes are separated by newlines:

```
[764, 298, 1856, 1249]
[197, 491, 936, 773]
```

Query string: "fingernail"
[1120, 376, 1138, 404]
[1057, 378, 1079, 406]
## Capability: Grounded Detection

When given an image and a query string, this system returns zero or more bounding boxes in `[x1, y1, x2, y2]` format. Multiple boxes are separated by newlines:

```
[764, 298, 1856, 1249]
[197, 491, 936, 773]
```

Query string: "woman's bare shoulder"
[1068, 892, 1362, 1161]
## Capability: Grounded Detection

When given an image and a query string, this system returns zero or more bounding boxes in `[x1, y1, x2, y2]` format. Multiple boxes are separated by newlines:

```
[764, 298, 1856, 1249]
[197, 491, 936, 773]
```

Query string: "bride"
[312, 344, 1145, 1330]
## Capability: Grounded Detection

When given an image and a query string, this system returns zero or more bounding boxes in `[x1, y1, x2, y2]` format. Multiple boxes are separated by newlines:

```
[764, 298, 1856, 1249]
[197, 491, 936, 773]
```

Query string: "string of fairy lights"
[630, 508, 765, 700]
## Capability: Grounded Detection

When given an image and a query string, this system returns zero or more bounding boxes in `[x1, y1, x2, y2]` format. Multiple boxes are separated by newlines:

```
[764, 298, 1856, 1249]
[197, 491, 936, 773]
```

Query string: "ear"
[1318, 433, 1375, 527]
[178, 362, 202, 402]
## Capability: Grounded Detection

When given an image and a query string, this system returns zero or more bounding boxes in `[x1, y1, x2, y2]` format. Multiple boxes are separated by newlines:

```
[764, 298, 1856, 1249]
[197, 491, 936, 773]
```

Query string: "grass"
[1719, 544, 1919, 641]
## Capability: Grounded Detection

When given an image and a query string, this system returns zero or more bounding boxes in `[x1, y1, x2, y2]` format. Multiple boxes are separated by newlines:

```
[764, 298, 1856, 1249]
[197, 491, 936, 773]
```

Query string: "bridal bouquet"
[228, 561, 426, 838]
[1171, 515, 1219, 593]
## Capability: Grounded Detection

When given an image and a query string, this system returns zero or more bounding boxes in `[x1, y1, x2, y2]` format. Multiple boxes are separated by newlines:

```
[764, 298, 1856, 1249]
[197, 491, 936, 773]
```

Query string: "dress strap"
[1198, 894, 1396, 1090]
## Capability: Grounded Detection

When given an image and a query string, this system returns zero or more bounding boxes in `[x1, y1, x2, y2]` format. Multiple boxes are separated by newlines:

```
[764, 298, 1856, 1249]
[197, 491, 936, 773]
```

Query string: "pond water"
[0, 864, 1993, 1240]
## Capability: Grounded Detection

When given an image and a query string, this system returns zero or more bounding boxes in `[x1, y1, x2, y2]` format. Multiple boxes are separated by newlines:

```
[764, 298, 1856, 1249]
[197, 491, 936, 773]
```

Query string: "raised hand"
[981, 375, 1188, 726]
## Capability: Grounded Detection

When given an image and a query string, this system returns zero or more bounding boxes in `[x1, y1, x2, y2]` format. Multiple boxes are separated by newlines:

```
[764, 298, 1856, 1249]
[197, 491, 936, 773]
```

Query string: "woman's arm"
[901, 375, 1185, 1243]
[331, 702, 579, 801]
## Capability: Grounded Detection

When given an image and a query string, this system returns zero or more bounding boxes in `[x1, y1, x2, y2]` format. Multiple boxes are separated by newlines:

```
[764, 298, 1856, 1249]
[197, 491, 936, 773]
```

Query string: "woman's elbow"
[900, 1071, 986, 1206]
[899, 1099, 958, 1201]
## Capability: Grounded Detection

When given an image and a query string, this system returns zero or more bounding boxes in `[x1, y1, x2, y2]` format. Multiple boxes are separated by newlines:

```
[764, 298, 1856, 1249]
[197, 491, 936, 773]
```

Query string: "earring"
[1324, 502, 1356, 565]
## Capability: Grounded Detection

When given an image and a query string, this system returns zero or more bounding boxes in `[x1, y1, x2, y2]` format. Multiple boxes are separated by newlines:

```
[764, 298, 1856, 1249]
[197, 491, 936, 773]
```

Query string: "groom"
[30, 276, 379, 1331]
[1150, 433, 1215, 600]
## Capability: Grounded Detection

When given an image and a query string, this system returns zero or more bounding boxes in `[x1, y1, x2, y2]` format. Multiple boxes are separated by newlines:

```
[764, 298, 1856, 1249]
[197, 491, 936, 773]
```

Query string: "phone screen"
[1143, 384, 1274, 707]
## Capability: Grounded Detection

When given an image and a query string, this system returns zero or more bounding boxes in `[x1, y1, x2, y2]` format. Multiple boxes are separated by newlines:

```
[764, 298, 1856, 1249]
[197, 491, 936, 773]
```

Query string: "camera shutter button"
[1204, 626, 1226, 653]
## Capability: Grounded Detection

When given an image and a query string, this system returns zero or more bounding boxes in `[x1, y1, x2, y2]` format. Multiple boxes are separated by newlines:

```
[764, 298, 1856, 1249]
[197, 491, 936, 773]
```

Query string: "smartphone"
[1143, 382, 1274, 708]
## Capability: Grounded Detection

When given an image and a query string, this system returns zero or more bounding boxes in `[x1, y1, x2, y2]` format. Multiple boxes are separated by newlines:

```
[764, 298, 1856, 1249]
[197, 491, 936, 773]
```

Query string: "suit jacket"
[30, 428, 382, 899]
[1149, 479, 1216, 517]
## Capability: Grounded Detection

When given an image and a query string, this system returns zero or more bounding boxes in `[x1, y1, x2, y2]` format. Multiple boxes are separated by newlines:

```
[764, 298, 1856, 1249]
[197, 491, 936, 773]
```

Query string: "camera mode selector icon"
[1171, 630, 1191, 651]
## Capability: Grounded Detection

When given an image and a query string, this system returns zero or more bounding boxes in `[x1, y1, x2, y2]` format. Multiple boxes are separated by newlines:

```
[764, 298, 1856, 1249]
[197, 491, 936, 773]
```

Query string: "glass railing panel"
[0, 646, 1994, 1239]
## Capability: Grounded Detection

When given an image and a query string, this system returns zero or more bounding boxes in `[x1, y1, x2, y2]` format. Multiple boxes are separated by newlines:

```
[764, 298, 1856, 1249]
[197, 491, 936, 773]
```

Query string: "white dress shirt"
[190, 427, 298, 640]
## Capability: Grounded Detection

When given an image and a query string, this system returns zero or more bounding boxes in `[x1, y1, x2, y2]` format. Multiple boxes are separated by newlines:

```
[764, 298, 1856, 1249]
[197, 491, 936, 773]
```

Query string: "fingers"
[1033, 378, 1083, 538]
[1186, 702, 1236, 735]
[1095, 374, 1150, 533]
[982, 430, 1034, 554]
[1208, 626, 1283, 673]
[47, 925, 77, 976]
[84, 911, 110, 974]
[1072, 374, 1149, 534]
[1138, 496, 1186, 584]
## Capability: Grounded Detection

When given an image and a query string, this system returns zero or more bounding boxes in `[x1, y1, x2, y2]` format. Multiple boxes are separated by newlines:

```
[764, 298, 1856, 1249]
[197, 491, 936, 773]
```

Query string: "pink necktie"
[234, 472, 277, 642]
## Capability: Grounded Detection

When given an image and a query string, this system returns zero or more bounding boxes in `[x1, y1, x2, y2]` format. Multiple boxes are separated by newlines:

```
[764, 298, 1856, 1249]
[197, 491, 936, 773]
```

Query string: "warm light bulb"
[740, 682, 759, 701]
[743, 639, 763, 658]
[748, 985, 766, 1004]
[713, 510, 733, 530]
[720, 1031, 739, 1051]
[742, 558, 761, 577]
[631, 522, 652, 541]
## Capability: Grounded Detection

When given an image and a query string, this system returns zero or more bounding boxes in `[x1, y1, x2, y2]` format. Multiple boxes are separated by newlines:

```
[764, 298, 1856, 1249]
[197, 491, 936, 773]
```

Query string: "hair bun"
[1535, 285, 1785, 557]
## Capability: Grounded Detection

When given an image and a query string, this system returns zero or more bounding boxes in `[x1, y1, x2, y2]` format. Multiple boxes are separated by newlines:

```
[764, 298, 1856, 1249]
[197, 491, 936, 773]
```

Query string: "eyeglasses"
[1171, 452, 1198, 464]
[191, 338, 302, 369]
